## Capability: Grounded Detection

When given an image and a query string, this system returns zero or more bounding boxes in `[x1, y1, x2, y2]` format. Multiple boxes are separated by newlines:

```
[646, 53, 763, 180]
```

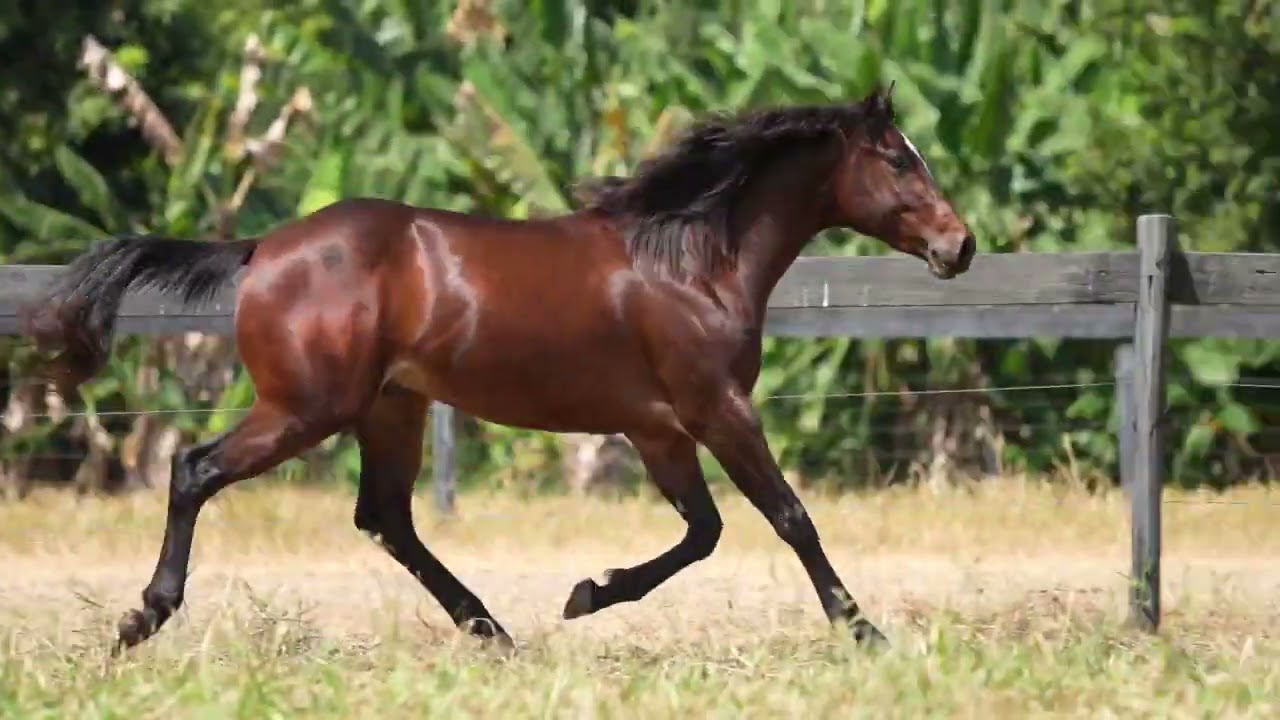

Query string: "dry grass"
[0, 477, 1277, 717]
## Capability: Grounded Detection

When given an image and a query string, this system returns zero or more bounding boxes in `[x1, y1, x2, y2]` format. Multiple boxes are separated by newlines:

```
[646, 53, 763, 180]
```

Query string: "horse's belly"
[383, 343, 666, 434]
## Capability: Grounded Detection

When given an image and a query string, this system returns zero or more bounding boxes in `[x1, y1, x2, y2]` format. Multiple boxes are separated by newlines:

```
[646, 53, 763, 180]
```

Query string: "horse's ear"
[860, 82, 896, 122]
[860, 84, 883, 110]
[860, 81, 896, 140]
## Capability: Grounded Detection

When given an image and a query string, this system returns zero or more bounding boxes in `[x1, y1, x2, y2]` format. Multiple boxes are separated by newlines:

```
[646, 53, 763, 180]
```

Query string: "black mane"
[576, 94, 890, 278]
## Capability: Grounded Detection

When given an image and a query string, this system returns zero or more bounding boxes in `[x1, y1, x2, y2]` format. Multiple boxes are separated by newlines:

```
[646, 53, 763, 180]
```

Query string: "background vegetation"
[3, 0, 1279, 498]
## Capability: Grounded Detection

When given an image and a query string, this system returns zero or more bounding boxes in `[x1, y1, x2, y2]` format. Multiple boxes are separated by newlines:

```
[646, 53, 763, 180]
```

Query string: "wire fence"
[3, 376, 1278, 509]
[2, 380, 1120, 421]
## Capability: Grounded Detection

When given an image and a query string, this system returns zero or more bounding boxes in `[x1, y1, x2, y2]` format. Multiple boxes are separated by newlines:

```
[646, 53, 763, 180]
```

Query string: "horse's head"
[829, 85, 975, 279]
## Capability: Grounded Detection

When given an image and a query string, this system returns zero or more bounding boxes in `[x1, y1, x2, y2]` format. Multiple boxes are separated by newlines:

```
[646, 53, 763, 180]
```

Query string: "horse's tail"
[21, 235, 259, 395]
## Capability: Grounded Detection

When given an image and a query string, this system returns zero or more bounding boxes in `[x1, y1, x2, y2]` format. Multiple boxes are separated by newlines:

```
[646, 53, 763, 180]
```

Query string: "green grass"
[2, 603, 1276, 718]
[0, 478, 1276, 717]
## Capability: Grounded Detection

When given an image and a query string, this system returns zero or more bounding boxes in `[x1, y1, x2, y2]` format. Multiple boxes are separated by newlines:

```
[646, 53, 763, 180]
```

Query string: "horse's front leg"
[562, 430, 722, 619]
[693, 389, 889, 646]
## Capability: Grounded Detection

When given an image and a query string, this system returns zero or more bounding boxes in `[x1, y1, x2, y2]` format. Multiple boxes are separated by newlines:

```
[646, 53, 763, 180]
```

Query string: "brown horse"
[21, 86, 974, 655]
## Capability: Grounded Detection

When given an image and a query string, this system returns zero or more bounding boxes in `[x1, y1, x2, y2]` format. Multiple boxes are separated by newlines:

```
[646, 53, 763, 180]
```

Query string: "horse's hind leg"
[562, 430, 722, 619]
[115, 401, 342, 653]
[353, 384, 511, 648]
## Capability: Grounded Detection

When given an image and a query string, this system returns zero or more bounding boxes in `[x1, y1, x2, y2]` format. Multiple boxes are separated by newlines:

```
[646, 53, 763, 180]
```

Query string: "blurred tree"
[3, 0, 1278, 497]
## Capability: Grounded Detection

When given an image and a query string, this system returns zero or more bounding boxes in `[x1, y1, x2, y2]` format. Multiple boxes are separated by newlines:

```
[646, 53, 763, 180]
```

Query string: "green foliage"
[4, 0, 1279, 491]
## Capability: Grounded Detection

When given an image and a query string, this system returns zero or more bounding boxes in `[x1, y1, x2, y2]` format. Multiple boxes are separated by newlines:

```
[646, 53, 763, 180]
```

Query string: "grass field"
[0, 476, 1277, 718]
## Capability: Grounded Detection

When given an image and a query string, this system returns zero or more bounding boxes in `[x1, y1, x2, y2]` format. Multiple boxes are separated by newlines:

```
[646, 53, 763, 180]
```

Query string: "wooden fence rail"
[3, 214, 1278, 632]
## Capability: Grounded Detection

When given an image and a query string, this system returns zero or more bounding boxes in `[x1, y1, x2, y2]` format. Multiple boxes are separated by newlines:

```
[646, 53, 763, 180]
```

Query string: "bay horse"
[21, 86, 974, 655]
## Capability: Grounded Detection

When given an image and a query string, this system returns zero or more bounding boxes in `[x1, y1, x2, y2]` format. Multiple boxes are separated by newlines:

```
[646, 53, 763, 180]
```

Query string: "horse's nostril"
[959, 234, 976, 264]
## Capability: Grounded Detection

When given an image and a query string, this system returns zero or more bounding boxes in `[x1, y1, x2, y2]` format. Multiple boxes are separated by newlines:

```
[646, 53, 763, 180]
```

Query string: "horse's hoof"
[485, 632, 517, 658]
[113, 608, 156, 656]
[562, 578, 598, 620]
[456, 618, 516, 657]
[853, 619, 890, 650]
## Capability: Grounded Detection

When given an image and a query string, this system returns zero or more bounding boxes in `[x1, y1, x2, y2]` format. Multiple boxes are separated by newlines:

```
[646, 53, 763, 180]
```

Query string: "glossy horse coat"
[21, 87, 975, 653]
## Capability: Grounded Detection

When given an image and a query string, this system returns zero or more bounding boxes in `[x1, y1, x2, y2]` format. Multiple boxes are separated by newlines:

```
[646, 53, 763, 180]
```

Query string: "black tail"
[20, 235, 258, 395]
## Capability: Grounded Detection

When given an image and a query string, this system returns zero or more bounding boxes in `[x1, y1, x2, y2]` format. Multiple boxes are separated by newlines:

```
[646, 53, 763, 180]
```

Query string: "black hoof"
[113, 607, 159, 656]
[485, 632, 516, 658]
[562, 578, 599, 620]
[852, 618, 890, 649]
[457, 618, 516, 656]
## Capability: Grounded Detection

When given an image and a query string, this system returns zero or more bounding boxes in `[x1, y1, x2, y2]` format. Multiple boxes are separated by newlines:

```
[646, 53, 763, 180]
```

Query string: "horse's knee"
[770, 500, 818, 551]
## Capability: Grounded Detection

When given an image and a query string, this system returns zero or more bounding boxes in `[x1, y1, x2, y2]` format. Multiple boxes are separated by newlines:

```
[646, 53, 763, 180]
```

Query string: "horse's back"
[380, 208, 683, 432]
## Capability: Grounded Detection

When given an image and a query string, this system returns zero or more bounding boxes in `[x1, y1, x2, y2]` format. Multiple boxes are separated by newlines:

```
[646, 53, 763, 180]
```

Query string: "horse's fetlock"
[142, 584, 183, 615]
[354, 507, 401, 557]
[353, 505, 380, 535]
[451, 600, 490, 627]
[170, 449, 218, 508]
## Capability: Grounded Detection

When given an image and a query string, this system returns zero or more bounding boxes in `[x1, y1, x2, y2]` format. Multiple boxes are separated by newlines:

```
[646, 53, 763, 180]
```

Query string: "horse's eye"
[888, 152, 912, 172]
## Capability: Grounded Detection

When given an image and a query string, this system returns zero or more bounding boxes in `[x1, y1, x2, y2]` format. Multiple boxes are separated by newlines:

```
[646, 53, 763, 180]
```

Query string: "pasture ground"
[0, 477, 1277, 717]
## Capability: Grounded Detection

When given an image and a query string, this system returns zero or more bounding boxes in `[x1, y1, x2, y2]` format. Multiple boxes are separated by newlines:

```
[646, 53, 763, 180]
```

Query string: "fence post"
[1114, 343, 1135, 495]
[432, 401, 457, 515]
[1129, 214, 1173, 633]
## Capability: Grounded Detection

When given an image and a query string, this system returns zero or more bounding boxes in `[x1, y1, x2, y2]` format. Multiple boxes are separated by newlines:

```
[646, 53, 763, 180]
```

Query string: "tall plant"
[1, 34, 313, 492]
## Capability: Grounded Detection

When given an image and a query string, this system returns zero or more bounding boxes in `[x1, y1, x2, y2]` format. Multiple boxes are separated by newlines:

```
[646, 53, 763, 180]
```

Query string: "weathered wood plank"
[0, 265, 238, 317]
[1167, 305, 1280, 338]
[764, 304, 1134, 338]
[765, 304, 1280, 339]
[1168, 252, 1280, 306]
[6, 299, 1278, 340]
[0, 314, 237, 336]
[6, 252, 1280, 315]
[772, 251, 1280, 308]
[14, 302, 1134, 338]
[1130, 215, 1172, 633]
[0, 253, 1166, 311]
[771, 252, 1139, 308]
[4, 252, 1278, 343]
[0, 264, 62, 304]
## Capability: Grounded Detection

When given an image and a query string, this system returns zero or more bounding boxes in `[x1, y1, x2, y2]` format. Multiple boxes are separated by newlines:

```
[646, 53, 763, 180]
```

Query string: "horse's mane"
[575, 93, 890, 279]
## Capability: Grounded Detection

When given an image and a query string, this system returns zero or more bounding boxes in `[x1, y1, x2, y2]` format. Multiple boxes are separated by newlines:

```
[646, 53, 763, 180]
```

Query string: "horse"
[20, 85, 975, 655]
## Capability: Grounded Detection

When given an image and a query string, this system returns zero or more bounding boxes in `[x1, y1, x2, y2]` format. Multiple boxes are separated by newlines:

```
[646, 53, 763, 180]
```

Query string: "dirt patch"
[3, 548, 1276, 648]
[3, 485, 1276, 651]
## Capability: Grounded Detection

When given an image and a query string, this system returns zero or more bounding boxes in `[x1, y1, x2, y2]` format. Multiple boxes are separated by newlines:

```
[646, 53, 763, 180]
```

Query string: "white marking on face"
[899, 131, 932, 179]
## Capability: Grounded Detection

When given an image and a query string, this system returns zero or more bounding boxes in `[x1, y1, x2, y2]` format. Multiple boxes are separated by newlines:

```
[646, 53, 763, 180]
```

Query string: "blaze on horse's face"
[831, 87, 975, 279]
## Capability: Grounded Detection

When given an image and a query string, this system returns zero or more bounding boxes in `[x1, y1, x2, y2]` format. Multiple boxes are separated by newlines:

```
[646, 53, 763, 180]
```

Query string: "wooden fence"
[3, 214, 1279, 632]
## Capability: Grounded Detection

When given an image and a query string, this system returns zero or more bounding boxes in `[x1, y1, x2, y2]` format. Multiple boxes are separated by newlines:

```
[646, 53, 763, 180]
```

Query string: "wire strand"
[762, 381, 1113, 400]
[1162, 498, 1280, 507]
[2, 380, 1120, 422]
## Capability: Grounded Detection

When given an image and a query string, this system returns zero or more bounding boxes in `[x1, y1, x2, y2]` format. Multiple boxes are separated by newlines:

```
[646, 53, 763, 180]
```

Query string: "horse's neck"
[732, 158, 833, 322]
